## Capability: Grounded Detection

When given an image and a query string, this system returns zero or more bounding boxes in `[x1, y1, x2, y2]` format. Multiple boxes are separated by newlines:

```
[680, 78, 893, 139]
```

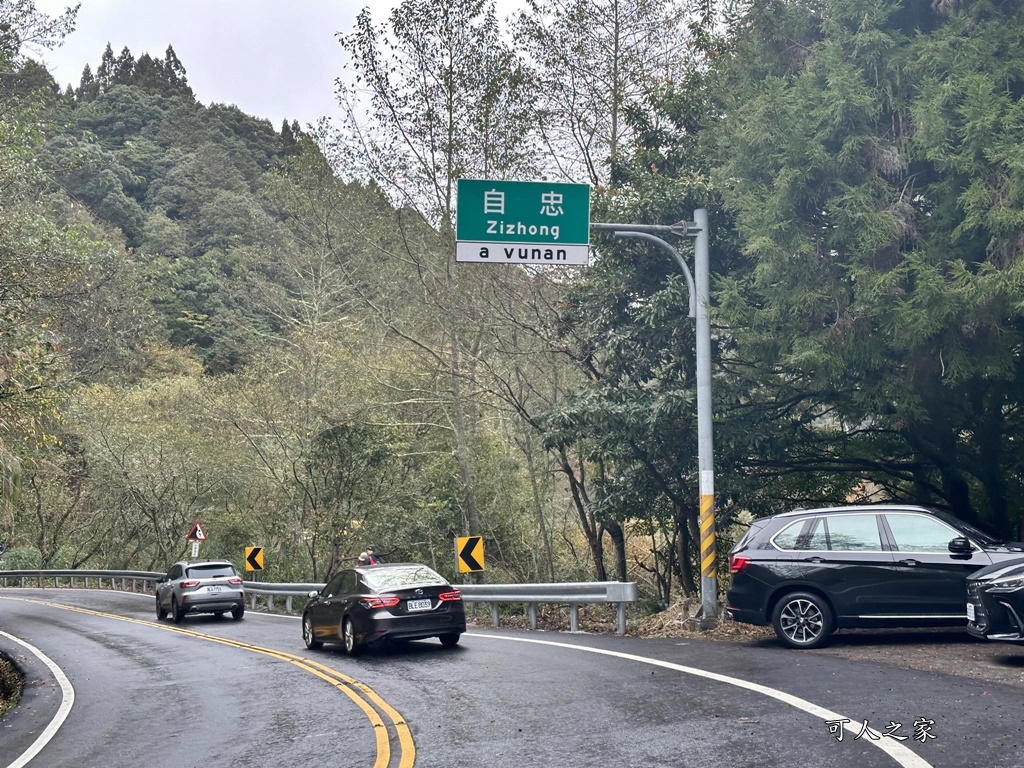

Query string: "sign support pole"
[692, 209, 719, 620]
[590, 211, 719, 619]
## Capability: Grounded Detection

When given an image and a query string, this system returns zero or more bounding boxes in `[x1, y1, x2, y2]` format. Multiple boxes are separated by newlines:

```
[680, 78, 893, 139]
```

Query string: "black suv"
[726, 504, 1024, 648]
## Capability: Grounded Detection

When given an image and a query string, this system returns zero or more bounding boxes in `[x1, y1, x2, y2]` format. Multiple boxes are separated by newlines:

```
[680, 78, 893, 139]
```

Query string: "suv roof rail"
[775, 503, 931, 518]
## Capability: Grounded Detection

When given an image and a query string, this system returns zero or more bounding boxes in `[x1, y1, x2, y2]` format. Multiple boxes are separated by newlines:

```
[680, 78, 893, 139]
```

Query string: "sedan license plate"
[407, 599, 432, 612]
[966, 602, 975, 622]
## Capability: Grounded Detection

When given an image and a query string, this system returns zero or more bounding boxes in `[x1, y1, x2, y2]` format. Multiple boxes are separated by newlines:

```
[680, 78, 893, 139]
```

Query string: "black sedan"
[302, 563, 466, 655]
[967, 558, 1024, 644]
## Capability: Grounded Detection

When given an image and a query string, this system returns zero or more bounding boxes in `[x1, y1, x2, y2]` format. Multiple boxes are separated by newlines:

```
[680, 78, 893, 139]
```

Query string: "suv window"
[773, 514, 882, 551]
[186, 564, 236, 579]
[825, 514, 883, 551]
[774, 519, 812, 550]
[772, 517, 829, 551]
[885, 513, 962, 553]
[168, 565, 183, 580]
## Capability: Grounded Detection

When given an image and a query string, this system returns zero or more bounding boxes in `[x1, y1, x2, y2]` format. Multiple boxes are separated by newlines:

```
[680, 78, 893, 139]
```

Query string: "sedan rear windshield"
[363, 565, 447, 590]
[187, 564, 237, 579]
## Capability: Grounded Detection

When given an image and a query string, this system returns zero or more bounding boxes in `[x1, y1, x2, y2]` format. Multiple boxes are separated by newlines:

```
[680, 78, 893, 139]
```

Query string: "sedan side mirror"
[948, 537, 973, 555]
[307, 590, 320, 599]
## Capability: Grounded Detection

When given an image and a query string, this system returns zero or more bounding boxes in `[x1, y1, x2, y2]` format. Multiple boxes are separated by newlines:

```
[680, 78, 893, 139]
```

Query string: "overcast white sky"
[31, 0, 523, 129]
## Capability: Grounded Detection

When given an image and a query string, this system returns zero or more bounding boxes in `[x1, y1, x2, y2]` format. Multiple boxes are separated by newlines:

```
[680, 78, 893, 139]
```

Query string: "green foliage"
[76, 42, 193, 102]
[2, 546, 40, 569]
[710, 0, 1024, 535]
[10, 0, 1024, 598]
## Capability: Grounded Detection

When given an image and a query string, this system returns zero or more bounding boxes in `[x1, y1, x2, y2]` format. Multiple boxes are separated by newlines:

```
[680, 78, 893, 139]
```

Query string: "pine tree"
[163, 45, 192, 96]
[711, 0, 1024, 534]
[132, 53, 168, 94]
[96, 42, 115, 92]
[280, 118, 298, 155]
[113, 45, 134, 85]
[76, 62, 98, 101]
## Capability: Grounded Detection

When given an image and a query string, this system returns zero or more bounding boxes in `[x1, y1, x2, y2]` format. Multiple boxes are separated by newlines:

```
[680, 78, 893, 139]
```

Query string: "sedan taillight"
[729, 555, 751, 574]
[361, 595, 401, 609]
[438, 590, 462, 602]
[180, 580, 201, 588]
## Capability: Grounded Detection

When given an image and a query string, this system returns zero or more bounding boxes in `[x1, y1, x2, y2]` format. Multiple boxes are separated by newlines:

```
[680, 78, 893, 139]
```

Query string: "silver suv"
[155, 559, 245, 623]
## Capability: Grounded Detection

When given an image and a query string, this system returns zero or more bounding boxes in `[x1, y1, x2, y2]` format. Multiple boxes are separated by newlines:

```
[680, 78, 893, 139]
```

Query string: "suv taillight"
[360, 595, 401, 609]
[438, 590, 462, 602]
[228, 577, 243, 586]
[729, 555, 751, 574]
[180, 579, 201, 588]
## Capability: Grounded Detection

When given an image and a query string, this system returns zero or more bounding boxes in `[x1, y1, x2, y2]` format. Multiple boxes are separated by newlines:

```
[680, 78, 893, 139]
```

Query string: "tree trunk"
[675, 502, 697, 596]
[558, 447, 605, 580]
[604, 517, 627, 582]
[524, 438, 555, 581]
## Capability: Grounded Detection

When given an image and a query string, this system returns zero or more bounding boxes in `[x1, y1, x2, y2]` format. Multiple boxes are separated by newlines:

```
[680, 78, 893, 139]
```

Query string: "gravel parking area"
[799, 627, 1024, 690]
[638, 608, 1024, 690]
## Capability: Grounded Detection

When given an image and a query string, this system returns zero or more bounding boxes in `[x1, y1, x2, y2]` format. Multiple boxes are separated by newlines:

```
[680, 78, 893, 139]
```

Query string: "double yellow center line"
[1, 596, 415, 768]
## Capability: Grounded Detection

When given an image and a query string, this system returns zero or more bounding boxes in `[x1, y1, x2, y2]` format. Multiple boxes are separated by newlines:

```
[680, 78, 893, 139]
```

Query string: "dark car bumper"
[725, 605, 768, 626]
[726, 572, 772, 626]
[362, 609, 467, 644]
[181, 591, 244, 614]
[967, 582, 1024, 643]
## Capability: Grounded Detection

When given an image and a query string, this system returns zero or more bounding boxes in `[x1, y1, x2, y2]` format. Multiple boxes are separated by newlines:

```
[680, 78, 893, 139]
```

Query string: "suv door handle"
[898, 558, 919, 567]
[802, 556, 825, 563]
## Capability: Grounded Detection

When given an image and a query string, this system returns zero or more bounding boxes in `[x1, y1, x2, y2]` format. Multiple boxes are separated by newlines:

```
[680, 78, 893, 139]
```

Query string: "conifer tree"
[711, 0, 1024, 534]
[96, 42, 115, 91]
[280, 118, 298, 155]
[131, 52, 163, 93]
[76, 62, 98, 101]
[113, 45, 134, 85]
[163, 45, 191, 95]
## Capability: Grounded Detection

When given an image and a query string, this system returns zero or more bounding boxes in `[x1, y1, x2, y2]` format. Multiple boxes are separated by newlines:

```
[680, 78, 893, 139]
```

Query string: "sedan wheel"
[439, 632, 461, 648]
[342, 617, 361, 656]
[303, 615, 322, 650]
[772, 591, 833, 649]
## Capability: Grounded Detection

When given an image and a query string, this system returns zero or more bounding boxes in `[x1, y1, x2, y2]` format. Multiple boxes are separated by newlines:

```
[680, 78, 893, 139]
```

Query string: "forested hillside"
[2, 0, 1024, 612]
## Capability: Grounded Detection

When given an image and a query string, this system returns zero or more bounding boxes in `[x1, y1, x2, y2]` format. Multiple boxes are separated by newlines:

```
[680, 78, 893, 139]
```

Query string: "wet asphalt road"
[0, 588, 1021, 768]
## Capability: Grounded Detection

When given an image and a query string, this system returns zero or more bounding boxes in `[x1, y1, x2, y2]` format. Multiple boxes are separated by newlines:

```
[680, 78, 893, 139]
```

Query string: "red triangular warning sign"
[185, 521, 207, 541]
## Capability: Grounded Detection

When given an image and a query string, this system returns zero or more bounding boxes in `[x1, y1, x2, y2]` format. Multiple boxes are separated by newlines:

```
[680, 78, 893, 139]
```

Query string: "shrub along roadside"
[0, 652, 24, 717]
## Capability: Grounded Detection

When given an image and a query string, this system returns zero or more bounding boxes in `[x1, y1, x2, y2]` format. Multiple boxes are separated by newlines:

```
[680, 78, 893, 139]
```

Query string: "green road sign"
[456, 179, 591, 265]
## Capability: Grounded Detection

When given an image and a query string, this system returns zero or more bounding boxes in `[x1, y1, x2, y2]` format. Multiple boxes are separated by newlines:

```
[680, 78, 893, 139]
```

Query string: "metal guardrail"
[460, 581, 637, 635]
[0, 569, 164, 593]
[0, 570, 638, 635]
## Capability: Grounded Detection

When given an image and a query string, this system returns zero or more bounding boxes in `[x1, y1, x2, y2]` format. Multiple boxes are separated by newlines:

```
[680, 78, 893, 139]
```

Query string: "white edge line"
[465, 632, 933, 768]
[0, 629, 76, 768]
[0, 592, 932, 768]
